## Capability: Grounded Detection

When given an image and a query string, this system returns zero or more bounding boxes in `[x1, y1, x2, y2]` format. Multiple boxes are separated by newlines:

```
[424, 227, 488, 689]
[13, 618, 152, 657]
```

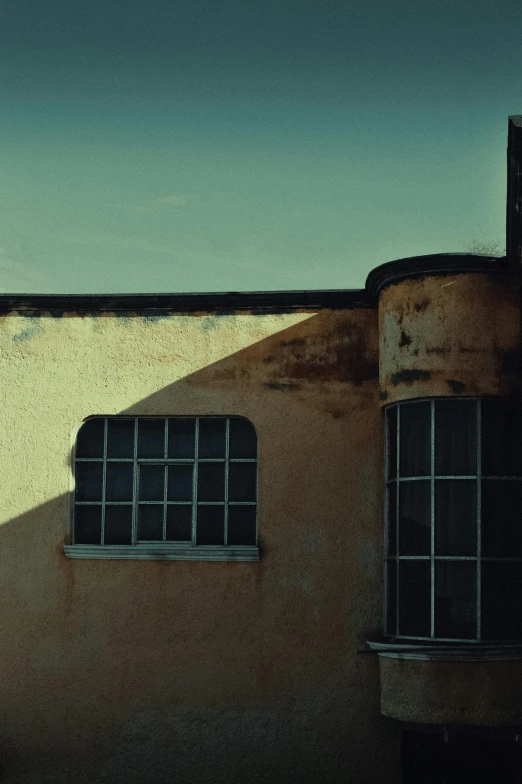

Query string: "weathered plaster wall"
[0, 307, 398, 783]
[379, 656, 522, 725]
[379, 272, 521, 404]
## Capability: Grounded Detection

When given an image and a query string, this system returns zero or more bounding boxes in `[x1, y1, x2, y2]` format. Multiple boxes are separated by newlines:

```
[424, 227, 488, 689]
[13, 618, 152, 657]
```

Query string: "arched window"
[67, 416, 258, 561]
[385, 398, 522, 641]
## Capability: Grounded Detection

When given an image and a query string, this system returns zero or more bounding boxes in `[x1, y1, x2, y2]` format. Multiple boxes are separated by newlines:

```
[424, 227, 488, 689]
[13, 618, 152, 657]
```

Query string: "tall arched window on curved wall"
[66, 416, 259, 561]
[385, 398, 522, 642]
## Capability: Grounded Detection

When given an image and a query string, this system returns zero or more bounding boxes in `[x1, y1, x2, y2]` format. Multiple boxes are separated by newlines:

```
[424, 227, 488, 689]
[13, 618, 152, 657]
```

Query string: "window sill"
[64, 544, 259, 561]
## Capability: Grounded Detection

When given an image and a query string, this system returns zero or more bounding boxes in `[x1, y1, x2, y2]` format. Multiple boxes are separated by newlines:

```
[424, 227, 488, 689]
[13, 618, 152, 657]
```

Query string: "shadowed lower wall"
[0, 307, 399, 783]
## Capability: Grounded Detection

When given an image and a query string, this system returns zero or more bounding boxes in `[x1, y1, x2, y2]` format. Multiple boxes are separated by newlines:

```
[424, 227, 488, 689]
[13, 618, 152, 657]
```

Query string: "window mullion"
[101, 418, 108, 545]
[430, 400, 435, 638]
[395, 404, 400, 636]
[192, 418, 199, 545]
[224, 418, 230, 546]
[476, 399, 482, 642]
[163, 420, 168, 542]
[383, 409, 389, 634]
[131, 418, 138, 545]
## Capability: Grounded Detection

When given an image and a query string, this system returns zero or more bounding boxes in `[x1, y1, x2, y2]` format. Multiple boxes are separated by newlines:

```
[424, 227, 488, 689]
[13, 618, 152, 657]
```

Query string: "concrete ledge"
[64, 544, 260, 561]
[376, 652, 522, 725]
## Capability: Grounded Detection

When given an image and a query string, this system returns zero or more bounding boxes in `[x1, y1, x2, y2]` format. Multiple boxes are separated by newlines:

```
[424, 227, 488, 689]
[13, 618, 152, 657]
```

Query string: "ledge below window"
[366, 639, 522, 725]
[64, 544, 260, 561]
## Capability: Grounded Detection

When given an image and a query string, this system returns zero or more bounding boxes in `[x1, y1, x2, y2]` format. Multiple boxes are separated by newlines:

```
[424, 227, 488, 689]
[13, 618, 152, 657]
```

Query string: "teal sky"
[0, 0, 520, 293]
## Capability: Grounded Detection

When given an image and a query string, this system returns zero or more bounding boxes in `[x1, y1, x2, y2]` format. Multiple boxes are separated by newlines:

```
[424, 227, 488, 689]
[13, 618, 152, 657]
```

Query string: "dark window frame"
[384, 397, 522, 642]
[67, 415, 258, 561]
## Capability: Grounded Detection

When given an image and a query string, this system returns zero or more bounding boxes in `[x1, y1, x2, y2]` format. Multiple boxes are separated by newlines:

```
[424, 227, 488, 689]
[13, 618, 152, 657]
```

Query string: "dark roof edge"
[365, 253, 516, 296]
[0, 254, 516, 314]
[0, 289, 376, 314]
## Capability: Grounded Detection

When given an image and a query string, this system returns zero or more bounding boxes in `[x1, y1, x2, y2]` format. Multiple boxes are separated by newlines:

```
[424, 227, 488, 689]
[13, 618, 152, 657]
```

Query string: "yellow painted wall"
[0, 307, 398, 783]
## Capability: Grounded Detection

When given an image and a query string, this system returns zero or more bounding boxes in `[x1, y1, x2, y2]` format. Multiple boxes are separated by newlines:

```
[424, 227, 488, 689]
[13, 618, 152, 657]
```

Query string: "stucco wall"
[379, 272, 521, 404]
[0, 307, 398, 783]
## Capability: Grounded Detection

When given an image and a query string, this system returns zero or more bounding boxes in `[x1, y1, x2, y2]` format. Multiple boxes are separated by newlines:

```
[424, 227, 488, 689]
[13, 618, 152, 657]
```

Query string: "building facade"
[2, 118, 522, 782]
[0, 253, 520, 783]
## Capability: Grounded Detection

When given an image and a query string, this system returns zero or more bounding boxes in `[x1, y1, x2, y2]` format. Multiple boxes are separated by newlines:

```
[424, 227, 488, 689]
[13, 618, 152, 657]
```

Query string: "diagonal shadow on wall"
[0, 308, 397, 783]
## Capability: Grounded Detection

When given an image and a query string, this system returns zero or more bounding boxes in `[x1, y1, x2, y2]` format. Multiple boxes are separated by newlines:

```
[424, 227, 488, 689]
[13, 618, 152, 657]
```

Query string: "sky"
[0, 0, 521, 294]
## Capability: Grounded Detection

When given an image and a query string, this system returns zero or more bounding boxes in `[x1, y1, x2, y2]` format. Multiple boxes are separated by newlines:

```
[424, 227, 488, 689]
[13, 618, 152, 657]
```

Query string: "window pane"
[196, 505, 225, 545]
[387, 483, 397, 556]
[166, 505, 192, 541]
[138, 505, 164, 541]
[74, 505, 102, 544]
[229, 418, 257, 459]
[228, 463, 257, 502]
[167, 464, 193, 501]
[482, 562, 522, 641]
[139, 465, 165, 501]
[104, 506, 132, 545]
[168, 419, 195, 459]
[399, 402, 431, 477]
[75, 462, 103, 502]
[435, 561, 476, 639]
[227, 505, 256, 545]
[76, 418, 105, 458]
[435, 480, 477, 556]
[399, 481, 431, 555]
[198, 419, 226, 458]
[386, 407, 398, 480]
[138, 419, 165, 458]
[435, 400, 476, 475]
[482, 400, 522, 477]
[482, 480, 522, 557]
[386, 559, 397, 635]
[107, 418, 134, 458]
[105, 463, 134, 501]
[197, 463, 225, 501]
[399, 560, 431, 637]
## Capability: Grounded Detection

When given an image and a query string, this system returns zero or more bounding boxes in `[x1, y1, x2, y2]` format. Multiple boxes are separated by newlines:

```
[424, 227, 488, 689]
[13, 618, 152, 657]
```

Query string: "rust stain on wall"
[414, 297, 431, 313]
[380, 273, 521, 403]
[446, 380, 466, 394]
[265, 382, 301, 391]
[389, 369, 431, 386]
[261, 316, 378, 387]
[425, 345, 450, 355]
[398, 330, 412, 348]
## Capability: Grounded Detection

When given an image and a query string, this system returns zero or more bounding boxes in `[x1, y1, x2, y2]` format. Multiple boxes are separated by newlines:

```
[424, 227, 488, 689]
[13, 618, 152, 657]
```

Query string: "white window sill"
[64, 544, 259, 561]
